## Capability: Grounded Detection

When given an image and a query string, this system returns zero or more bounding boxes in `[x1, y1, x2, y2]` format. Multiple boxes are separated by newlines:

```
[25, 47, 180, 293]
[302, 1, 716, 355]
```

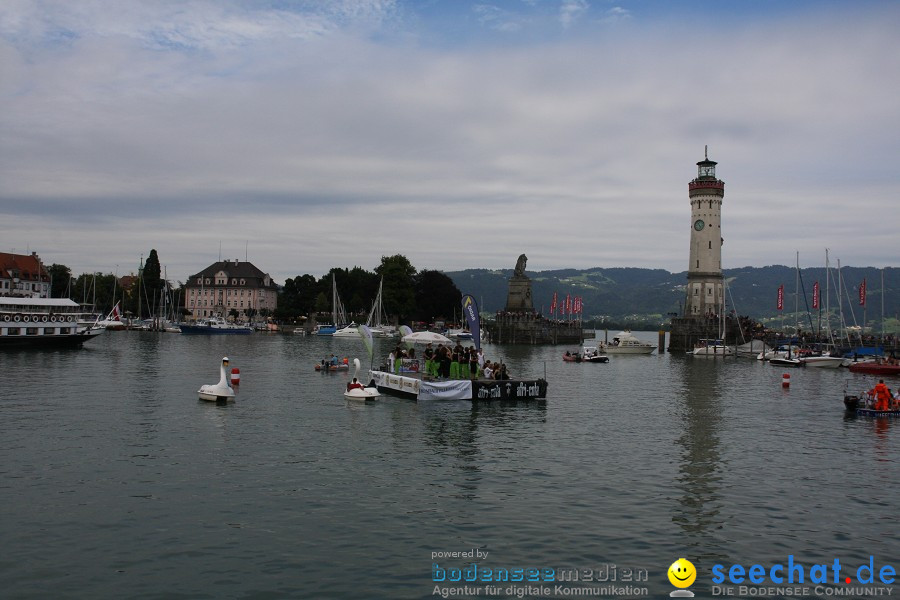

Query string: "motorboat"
[598, 331, 655, 355]
[316, 357, 350, 371]
[179, 316, 253, 335]
[844, 392, 900, 417]
[333, 323, 361, 338]
[848, 361, 900, 376]
[581, 346, 609, 363]
[798, 355, 844, 368]
[769, 356, 804, 368]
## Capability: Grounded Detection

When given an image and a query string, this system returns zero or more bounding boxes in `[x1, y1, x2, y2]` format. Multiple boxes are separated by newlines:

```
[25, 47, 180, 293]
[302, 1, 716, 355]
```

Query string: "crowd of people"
[387, 342, 510, 380]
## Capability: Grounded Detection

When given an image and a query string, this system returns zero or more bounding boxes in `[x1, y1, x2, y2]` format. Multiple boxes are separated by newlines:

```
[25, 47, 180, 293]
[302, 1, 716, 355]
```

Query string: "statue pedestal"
[505, 276, 533, 311]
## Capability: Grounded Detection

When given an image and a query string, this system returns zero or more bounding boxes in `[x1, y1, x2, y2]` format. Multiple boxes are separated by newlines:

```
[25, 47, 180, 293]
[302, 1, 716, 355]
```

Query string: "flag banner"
[777, 285, 784, 311]
[550, 292, 558, 316]
[461, 294, 481, 351]
[358, 324, 374, 360]
[812, 282, 819, 310]
[859, 279, 866, 306]
[565, 294, 571, 315]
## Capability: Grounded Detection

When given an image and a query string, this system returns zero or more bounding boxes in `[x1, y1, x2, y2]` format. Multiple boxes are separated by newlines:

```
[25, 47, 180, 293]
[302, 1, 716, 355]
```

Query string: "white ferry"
[0, 297, 105, 348]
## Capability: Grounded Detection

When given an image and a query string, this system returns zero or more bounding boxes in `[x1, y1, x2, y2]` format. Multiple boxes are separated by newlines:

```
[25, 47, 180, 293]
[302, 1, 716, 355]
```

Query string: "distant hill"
[445, 266, 898, 330]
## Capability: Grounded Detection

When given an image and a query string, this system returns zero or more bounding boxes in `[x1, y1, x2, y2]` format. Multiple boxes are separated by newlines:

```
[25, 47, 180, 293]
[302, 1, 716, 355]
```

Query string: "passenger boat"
[0, 297, 105, 348]
[179, 316, 253, 335]
[371, 359, 548, 401]
[598, 331, 656, 355]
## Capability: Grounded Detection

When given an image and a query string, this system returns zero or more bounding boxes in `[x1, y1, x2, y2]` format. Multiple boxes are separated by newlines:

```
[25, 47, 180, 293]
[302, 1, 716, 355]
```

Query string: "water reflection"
[668, 357, 725, 551]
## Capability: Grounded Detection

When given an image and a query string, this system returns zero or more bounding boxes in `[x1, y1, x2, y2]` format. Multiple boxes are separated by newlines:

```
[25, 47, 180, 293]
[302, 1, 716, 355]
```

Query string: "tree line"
[46, 251, 463, 325]
[276, 255, 462, 324]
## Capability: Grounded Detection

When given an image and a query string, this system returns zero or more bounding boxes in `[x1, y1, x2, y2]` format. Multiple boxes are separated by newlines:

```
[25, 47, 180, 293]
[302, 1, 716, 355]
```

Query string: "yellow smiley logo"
[668, 558, 696, 588]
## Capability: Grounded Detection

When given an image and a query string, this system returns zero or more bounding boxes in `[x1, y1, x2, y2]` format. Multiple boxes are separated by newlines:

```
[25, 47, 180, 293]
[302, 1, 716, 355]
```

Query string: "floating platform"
[371, 370, 548, 401]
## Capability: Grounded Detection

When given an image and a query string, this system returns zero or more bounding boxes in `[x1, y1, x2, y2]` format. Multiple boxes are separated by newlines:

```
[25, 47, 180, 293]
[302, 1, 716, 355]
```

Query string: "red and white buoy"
[782, 373, 790, 388]
[230, 367, 241, 385]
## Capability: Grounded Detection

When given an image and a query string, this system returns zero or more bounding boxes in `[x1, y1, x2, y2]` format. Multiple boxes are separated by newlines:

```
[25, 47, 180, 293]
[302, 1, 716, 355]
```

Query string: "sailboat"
[691, 281, 734, 356]
[365, 277, 396, 338]
[317, 274, 348, 336]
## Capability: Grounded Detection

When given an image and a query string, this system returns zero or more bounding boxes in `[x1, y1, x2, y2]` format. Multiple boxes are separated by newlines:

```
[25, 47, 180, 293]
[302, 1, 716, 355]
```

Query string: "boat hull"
[0, 329, 103, 348]
[315, 363, 349, 372]
[344, 387, 380, 400]
[848, 363, 900, 376]
[179, 325, 252, 335]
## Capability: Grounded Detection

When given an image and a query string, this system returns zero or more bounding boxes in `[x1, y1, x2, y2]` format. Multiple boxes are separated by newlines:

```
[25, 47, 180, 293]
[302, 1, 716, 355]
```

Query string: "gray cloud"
[1, 1, 898, 285]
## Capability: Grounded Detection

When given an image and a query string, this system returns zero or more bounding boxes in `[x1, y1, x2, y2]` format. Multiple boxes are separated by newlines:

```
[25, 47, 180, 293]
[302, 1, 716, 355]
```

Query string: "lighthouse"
[668, 147, 731, 352]
[685, 146, 724, 318]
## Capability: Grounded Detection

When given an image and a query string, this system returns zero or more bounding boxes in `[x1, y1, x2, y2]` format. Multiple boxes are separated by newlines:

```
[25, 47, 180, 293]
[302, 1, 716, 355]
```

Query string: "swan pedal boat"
[344, 358, 380, 400]
[198, 357, 236, 402]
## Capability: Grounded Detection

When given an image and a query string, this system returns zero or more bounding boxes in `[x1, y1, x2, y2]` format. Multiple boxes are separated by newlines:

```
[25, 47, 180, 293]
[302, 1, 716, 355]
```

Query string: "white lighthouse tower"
[684, 146, 724, 318]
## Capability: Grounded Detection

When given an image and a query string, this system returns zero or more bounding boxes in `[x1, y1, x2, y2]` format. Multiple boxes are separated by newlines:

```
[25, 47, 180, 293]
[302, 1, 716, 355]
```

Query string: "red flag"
[859, 279, 866, 306]
[776, 285, 784, 311]
[550, 292, 557, 316]
[812, 281, 819, 310]
[111, 301, 121, 321]
[575, 297, 582, 314]
[565, 294, 571, 315]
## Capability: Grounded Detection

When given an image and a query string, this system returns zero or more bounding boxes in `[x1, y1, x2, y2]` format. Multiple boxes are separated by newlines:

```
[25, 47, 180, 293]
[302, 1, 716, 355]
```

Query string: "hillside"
[445, 266, 898, 330]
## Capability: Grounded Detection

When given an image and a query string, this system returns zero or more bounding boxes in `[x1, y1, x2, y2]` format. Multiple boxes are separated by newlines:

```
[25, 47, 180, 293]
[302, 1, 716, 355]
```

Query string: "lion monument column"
[504, 254, 533, 311]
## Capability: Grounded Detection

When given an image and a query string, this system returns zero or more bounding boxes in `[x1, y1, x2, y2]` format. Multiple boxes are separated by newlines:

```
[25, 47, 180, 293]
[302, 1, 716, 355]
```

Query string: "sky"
[2, 0, 898, 285]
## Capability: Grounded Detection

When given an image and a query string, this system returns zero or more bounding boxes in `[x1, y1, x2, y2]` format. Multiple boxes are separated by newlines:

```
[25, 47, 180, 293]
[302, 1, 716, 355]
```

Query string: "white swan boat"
[198, 357, 236, 401]
[343, 358, 379, 400]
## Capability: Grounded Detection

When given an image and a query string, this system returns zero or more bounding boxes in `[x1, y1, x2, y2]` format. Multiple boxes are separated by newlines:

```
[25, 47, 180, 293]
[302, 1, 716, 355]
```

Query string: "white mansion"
[185, 260, 278, 321]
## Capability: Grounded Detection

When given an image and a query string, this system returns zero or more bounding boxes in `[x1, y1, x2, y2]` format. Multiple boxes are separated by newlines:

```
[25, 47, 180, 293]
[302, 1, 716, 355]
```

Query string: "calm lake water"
[1, 331, 898, 599]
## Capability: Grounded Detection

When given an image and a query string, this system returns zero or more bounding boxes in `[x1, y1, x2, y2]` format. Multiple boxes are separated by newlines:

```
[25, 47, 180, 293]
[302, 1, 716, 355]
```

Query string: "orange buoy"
[343, 357, 349, 365]
[782, 373, 790, 388]
[230, 367, 241, 385]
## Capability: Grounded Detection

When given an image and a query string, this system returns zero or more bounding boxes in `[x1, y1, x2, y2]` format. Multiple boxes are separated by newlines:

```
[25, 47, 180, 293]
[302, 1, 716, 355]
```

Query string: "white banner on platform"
[419, 380, 472, 401]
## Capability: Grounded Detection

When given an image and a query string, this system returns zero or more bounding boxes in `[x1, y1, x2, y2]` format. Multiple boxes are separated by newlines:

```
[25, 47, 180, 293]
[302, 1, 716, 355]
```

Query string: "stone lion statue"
[514, 254, 527, 277]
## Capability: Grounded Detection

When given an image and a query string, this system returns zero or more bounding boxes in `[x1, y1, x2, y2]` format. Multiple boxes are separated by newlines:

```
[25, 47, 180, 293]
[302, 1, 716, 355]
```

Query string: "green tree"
[375, 255, 417, 321]
[142, 249, 164, 317]
[414, 270, 462, 322]
[47, 263, 71, 298]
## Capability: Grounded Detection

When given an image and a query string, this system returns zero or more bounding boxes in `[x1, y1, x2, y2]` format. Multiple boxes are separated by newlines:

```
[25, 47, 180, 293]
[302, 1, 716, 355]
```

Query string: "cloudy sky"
[2, 0, 898, 284]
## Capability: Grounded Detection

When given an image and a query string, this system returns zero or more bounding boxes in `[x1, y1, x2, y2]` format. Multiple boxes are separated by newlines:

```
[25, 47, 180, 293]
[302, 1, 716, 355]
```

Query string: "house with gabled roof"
[0, 252, 50, 298]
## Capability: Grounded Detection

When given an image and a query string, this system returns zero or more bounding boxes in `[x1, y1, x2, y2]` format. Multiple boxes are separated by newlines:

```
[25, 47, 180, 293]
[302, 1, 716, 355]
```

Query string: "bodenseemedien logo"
[668, 558, 696, 597]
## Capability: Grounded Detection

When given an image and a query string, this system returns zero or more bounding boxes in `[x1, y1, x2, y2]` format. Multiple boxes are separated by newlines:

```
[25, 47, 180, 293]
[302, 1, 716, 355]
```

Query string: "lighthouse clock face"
[694, 219, 705, 231]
